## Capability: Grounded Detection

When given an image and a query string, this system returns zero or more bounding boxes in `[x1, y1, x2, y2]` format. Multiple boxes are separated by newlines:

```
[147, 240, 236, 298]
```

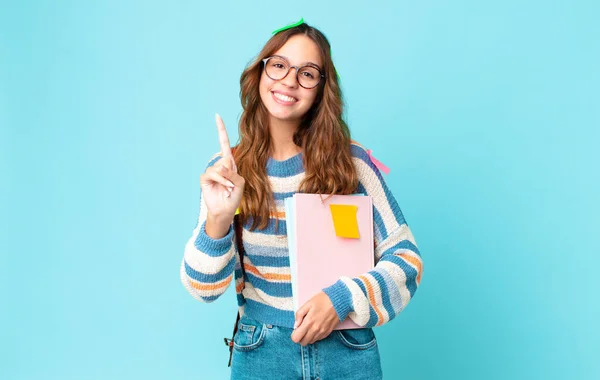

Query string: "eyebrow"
[273, 55, 322, 71]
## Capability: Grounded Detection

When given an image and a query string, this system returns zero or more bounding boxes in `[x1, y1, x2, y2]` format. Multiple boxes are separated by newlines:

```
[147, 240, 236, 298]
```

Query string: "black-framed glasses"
[261, 56, 325, 89]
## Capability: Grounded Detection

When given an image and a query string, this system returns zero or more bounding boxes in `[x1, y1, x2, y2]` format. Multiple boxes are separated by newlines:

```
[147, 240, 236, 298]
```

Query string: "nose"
[280, 67, 299, 88]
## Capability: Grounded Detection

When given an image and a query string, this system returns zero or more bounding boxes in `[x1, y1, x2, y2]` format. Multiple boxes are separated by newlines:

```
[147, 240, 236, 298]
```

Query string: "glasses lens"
[265, 57, 289, 80]
[298, 66, 321, 88]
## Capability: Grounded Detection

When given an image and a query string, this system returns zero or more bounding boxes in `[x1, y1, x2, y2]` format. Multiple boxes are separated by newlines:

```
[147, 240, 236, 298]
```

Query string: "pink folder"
[285, 193, 374, 330]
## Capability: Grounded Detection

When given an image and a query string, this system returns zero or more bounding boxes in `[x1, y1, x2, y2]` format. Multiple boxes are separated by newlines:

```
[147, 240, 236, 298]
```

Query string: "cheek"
[300, 90, 318, 110]
[259, 76, 269, 101]
[259, 76, 281, 107]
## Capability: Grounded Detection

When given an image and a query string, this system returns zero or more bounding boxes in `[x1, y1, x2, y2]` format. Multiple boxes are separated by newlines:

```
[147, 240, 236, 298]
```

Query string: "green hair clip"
[271, 17, 340, 81]
[272, 17, 305, 35]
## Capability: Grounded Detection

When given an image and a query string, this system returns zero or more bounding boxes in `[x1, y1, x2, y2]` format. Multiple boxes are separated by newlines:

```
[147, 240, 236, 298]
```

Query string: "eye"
[301, 71, 315, 79]
[273, 63, 285, 69]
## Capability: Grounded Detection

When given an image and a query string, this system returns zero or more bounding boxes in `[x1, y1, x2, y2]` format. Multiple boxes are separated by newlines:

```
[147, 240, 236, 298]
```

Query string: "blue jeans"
[231, 314, 383, 380]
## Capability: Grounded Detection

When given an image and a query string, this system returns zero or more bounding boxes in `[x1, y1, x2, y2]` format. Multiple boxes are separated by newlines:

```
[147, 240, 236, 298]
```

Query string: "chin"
[266, 104, 303, 123]
[271, 112, 302, 124]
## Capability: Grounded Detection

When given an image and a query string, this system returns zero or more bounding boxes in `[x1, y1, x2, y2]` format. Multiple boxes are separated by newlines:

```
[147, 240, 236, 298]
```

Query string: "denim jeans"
[230, 314, 383, 380]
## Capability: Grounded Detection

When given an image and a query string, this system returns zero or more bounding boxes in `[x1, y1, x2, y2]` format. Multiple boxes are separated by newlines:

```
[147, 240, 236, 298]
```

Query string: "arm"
[179, 154, 237, 302]
[322, 147, 424, 327]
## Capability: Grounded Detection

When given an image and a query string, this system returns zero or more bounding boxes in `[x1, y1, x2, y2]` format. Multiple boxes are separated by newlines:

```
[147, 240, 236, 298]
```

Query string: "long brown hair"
[234, 22, 358, 231]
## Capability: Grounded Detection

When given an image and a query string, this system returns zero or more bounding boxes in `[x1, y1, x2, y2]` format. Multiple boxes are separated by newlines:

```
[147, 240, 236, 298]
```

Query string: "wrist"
[323, 280, 354, 322]
[205, 213, 234, 239]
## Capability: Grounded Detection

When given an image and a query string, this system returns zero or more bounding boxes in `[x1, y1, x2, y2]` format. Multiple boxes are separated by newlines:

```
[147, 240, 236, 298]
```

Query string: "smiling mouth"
[271, 91, 298, 104]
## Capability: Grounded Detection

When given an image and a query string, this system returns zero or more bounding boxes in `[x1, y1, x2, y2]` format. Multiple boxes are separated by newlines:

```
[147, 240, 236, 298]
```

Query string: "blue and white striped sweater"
[180, 143, 423, 328]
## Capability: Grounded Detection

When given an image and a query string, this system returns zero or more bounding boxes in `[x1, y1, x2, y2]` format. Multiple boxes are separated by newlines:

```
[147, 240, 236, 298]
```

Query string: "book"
[285, 193, 374, 330]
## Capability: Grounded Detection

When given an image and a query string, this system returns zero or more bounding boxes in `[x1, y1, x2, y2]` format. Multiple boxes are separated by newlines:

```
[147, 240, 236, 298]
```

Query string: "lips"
[271, 91, 297, 105]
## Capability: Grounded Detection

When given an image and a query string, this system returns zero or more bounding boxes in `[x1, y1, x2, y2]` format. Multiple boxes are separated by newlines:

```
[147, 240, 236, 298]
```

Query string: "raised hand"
[200, 114, 245, 238]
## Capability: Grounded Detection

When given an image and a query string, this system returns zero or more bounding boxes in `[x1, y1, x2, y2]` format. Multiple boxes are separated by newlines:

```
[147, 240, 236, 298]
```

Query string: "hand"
[291, 291, 339, 346]
[200, 114, 245, 225]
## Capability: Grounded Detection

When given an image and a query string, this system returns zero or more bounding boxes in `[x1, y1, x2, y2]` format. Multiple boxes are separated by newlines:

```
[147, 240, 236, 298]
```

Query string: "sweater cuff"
[322, 279, 354, 322]
[194, 220, 234, 257]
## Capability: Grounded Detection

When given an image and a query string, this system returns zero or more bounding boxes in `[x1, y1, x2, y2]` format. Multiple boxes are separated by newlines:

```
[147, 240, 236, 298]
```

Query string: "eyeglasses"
[261, 56, 325, 89]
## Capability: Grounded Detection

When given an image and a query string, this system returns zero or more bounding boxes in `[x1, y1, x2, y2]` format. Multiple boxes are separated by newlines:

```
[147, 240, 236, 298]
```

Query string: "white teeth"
[273, 92, 296, 103]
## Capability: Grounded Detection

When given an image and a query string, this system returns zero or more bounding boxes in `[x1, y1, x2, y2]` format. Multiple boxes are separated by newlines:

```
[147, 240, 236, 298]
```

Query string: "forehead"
[272, 34, 322, 67]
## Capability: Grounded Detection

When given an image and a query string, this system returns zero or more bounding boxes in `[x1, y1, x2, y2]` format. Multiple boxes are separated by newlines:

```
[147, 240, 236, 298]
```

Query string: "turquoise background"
[2, 0, 598, 379]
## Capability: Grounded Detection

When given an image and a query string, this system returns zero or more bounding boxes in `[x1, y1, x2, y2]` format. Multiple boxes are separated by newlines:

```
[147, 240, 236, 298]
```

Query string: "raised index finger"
[215, 113, 236, 170]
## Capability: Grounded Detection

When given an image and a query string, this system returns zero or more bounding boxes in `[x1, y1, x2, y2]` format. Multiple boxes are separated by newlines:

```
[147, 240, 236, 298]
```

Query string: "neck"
[269, 117, 302, 160]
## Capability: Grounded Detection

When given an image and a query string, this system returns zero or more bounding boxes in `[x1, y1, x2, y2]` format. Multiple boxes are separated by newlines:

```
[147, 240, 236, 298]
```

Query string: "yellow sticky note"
[329, 204, 360, 239]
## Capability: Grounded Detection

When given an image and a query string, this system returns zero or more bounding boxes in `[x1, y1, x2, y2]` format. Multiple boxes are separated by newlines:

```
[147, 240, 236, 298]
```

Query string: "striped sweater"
[180, 142, 423, 328]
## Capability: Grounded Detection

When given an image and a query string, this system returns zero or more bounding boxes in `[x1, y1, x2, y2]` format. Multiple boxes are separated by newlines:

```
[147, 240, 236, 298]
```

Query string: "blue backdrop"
[2, 1, 598, 379]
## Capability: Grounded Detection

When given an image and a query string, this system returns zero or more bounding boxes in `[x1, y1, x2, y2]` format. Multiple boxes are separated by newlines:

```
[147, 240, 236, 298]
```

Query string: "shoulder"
[205, 151, 224, 169]
[349, 140, 381, 178]
[349, 142, 400, 217]
[349, 140, 371, 161]
[205, 145, 240, 170]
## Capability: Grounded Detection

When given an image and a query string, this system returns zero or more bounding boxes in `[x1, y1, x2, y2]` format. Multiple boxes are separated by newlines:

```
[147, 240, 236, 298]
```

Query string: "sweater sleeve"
[322, 145, 423, 327]
[179, 153, 237, 302]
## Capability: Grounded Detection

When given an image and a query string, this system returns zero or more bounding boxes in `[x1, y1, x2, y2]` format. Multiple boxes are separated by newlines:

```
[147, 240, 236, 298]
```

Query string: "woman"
[180, 21, 423, 379]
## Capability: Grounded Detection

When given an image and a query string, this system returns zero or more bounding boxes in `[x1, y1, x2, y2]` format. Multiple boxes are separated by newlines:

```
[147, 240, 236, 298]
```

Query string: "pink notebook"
[285, 193, 374, 330]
